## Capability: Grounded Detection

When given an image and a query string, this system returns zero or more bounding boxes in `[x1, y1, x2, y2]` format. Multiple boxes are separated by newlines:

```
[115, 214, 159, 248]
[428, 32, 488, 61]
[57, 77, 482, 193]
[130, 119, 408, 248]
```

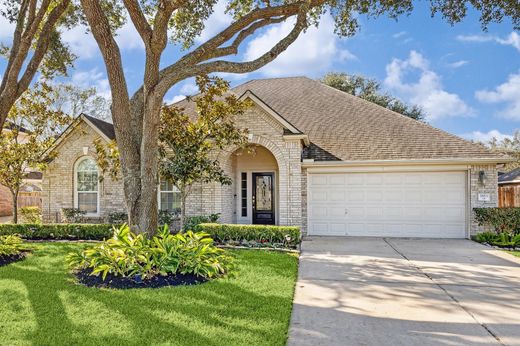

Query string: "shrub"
[474, 231, 520, 248]
[196, 223, 301, 249]
[158, 210, 180, 226]
[61, 208, 87, 223]
[19, 207, 42, 224]
[184, 214, 220, 231]
[474, 208, 520, 234]
[0, 223, 114, 240]
[107, 212, 128, 224]
[0, 235, 25, 257]
[66, 225, 233, 281]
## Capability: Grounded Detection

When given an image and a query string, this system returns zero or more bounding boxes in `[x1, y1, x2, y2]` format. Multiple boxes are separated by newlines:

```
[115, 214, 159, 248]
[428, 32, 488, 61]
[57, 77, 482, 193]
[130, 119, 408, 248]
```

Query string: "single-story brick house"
[41, 76, 510, 238]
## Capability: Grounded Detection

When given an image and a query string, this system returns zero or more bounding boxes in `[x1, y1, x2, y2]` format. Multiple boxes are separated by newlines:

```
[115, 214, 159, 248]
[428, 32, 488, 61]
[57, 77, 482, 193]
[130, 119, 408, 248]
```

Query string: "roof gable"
[230, 77, 509, 163]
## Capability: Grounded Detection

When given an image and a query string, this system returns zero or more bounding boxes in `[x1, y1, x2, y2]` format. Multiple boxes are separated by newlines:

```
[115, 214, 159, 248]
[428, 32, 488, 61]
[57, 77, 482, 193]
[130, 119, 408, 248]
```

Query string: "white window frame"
[74, 156, 100, 216]
[157, 179, 181, 212]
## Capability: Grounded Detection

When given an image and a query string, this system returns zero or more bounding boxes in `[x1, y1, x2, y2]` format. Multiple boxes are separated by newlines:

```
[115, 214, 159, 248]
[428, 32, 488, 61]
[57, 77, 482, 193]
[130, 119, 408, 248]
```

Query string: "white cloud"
[179, 82, 199, 95]
[0, 15, 14, 40]
[165, 95, 186, 104]
[460, 130, 513, 143]
[384, 50, 473, 121]
[393, 31, 407, 39]
[195, 0, 233, 44]
[457, 32, 520, 53]
[244, 14, 356, 77]
[475, 71, 520, 120]
[62, 20, 143, 60]
[447, 60, 468, 68]
[71, 68, 111, 99]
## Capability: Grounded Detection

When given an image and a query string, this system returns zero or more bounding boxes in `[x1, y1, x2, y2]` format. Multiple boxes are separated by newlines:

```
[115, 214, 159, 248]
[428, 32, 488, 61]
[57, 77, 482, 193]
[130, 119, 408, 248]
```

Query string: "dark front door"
[252, 172, 275, 225]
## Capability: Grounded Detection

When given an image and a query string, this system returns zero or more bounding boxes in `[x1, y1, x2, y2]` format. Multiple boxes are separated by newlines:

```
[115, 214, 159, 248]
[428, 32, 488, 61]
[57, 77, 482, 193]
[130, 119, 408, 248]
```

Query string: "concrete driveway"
[288, 237, 520, 346]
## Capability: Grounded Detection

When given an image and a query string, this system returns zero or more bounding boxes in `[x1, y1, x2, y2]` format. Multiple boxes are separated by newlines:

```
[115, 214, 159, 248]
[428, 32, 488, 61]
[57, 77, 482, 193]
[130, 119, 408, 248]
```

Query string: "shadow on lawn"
[0, 243, 296, 346]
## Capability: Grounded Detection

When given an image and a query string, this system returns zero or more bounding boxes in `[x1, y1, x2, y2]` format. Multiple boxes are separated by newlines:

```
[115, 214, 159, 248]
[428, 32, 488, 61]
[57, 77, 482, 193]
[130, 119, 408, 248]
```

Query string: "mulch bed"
[75, 269, 208, 289]
[0, 252, 28, 267]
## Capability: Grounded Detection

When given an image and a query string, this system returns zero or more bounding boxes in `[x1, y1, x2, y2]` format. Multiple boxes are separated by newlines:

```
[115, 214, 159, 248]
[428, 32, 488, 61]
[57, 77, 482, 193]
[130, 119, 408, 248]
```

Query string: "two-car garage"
[307, 170, 468, 238]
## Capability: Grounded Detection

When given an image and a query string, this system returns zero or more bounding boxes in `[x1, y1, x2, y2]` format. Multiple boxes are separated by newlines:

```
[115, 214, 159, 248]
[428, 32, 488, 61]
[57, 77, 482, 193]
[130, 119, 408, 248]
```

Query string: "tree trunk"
[180, 191, 187, 231]
[11, 190, 18, 224]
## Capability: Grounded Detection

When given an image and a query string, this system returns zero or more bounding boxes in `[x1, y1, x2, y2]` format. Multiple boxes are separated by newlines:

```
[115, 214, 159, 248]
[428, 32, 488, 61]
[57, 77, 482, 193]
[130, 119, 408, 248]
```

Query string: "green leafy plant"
[474, 231, 520, 248]
[0, 235, 25, 257]
[19, 207, 42, 224]
[184, 214, 220, 231]
[196, 224, 301, 249]
[0, 223, 114, 240]
[66, 225, 233, 281]
[107, 212, 128, 224]
[61, 208, 87, 223]
[158, 210, 180, 226]
[474, 208, 520, 234]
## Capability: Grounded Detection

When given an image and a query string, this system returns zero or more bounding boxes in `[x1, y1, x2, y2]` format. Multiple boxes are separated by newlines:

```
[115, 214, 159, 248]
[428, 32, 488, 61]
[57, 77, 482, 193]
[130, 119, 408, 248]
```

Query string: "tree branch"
[122, 0, 152, 43]
[156, 7, 309, 95]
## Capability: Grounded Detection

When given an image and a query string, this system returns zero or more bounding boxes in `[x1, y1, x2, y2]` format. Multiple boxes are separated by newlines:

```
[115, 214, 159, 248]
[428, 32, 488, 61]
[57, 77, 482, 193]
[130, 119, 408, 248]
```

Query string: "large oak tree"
[78, 0, 519, 234]
[0, 0, 78, 131]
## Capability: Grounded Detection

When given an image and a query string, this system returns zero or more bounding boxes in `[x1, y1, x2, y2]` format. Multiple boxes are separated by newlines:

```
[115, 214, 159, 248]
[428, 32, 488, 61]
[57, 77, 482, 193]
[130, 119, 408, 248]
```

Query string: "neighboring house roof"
[499, 167, 520, 184]
[25, 171, 43, 180]
[228, 77, 507, 162]
[82, 114, 115, 140]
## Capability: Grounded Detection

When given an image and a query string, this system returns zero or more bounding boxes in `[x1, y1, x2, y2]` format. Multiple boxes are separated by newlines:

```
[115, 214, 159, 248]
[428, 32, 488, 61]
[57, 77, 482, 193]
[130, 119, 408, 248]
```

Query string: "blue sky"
[1, 2, 518, 142]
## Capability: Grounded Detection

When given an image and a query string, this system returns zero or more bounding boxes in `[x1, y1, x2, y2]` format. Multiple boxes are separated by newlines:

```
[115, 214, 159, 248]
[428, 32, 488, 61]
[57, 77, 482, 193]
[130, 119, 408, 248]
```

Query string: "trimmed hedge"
[474, 208, 520, 234]
[196, 223, 301, 249]
[0, 224, 114, 240]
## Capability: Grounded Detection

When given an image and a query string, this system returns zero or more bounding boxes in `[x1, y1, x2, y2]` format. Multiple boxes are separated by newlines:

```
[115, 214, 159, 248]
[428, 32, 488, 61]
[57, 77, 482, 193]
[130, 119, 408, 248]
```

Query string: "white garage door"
[308, 171, 467, 238]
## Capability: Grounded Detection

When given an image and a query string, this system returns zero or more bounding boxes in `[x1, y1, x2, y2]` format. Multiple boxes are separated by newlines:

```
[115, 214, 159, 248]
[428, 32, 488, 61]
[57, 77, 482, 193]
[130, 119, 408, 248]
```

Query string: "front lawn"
[506, 251, 520, 258]
[0, 242, 298, 346]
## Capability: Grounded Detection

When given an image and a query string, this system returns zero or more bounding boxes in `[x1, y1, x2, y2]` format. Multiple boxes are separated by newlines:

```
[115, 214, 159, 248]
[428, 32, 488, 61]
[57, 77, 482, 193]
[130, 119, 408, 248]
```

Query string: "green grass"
[0, 243, 298, 346]
[506, 250, 520, 258]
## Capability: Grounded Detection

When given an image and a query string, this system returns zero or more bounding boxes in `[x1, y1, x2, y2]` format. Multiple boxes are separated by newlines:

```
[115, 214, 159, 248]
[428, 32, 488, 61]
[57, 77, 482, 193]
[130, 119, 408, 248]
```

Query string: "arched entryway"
[233, 145, 279, 225]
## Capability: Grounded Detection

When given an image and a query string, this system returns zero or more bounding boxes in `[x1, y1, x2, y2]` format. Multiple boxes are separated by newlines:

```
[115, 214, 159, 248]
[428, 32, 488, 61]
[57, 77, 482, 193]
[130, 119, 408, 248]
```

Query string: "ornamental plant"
[0, 235, 25, 257]
[66, 225, 234, 281]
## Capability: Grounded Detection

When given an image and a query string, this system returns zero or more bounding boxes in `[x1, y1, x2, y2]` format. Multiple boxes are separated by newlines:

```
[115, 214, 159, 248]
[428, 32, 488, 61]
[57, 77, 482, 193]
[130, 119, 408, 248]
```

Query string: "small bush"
[473, 231, 520, 248]
[196, 223, 301, 249]
[66, 225, 233, 281]
[0, 223, 114, 240]
[0, 235, 25, 256]
[107, 212, 128, 224]
[159, 210, 180, 226]
[61, 208, 87, 223]
[184, 214, 220, 231]
[474, 208, 520, 234]
[19, 207, 42, 224]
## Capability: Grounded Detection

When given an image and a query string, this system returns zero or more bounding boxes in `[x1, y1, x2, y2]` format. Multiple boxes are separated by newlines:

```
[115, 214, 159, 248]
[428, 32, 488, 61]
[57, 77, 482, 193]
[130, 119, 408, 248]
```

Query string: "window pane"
[77, 171, 98, 191]
[77, 158, 98, 172]
[160, 192, 181, 212]
[78, 193, 97, 213]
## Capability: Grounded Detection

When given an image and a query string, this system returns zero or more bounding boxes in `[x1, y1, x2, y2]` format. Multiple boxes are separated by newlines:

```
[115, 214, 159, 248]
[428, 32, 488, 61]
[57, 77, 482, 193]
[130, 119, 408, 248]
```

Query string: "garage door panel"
[308, 171, 467, 238]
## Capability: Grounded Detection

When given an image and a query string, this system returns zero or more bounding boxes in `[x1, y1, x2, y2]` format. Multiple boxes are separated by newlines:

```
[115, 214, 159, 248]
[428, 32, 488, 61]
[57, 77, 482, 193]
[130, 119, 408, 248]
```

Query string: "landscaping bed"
[0, 252, 27, 267]
[0, 242, 298, 345]
[75, 269, 207, 289]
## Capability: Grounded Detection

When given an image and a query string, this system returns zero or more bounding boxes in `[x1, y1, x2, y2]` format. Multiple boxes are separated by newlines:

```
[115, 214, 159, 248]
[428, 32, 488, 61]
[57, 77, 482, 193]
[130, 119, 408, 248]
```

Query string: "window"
[159, 180, 181, 213]
[75, 157, 99, 214]
[241, 172, 247, 217]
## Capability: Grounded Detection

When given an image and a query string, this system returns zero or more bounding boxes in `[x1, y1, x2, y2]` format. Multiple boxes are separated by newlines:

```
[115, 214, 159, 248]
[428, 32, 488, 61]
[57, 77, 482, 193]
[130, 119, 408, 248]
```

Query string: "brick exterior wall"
[41, 122, 125, 223]
[469, 164, 499, 235]
[41, 109, 500, 239]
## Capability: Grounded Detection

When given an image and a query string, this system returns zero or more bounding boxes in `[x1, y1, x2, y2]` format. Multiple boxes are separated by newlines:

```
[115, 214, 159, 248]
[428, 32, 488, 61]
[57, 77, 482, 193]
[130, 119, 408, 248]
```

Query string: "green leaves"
[0, 235, 25, 257]
[475, 231, 520, 248]
[474, 208, 520, 234]
[66, 224, 234, 281]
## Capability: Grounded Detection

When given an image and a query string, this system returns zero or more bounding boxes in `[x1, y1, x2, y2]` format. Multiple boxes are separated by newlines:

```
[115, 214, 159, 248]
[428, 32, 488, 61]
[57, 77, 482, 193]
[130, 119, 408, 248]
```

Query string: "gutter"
[301, 157, 515, 168]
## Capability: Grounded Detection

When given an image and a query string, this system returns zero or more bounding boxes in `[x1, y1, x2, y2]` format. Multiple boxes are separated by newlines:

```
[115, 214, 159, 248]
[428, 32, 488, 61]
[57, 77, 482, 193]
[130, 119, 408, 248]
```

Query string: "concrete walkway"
[288, 237, 520, 346]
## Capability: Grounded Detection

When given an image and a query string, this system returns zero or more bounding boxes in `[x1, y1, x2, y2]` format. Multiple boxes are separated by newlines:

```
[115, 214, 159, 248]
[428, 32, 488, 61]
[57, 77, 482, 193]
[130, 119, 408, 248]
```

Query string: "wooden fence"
[18, 191, 41, 209]
[498, 184, 520, 207]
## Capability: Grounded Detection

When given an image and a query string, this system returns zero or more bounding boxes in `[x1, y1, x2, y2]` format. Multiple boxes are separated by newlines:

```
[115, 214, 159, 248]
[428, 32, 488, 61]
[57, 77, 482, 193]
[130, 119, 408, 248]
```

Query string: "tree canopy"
[322, 72, 425, 120]
[488, 131, 520, 171]
[0, 83, 72, 223]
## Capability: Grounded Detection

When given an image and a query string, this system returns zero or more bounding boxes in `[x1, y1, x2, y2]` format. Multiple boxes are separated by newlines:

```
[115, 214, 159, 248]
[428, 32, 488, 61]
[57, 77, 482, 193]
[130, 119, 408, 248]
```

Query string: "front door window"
[253, 173, 275, 224]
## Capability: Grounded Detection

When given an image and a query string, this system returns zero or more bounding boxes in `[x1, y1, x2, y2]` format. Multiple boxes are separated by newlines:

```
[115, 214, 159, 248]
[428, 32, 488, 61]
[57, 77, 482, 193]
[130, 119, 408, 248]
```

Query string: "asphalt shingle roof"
[225, 77, 506, 161]
[499, 167, 520, 183]
[83, 114, 116, 140]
